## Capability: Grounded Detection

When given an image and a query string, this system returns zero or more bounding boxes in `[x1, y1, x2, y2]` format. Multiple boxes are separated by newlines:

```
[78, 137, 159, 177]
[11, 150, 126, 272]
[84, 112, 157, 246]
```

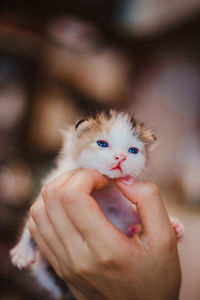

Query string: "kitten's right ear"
[75, 119, 86, 129]
[75, 119, 90, 134]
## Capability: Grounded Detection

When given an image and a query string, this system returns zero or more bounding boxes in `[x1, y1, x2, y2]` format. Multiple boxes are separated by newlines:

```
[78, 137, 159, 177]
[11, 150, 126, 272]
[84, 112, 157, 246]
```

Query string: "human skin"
[28, 169, 181, 300]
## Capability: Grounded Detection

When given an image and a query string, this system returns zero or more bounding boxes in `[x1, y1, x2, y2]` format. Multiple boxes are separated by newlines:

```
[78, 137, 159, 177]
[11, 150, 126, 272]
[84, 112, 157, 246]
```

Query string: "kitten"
[10, 110, 184, 299]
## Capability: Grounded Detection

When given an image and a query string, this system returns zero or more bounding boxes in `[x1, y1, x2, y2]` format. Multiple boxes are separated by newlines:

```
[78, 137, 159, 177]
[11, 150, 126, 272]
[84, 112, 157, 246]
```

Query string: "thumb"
[115, 180, 173, 243]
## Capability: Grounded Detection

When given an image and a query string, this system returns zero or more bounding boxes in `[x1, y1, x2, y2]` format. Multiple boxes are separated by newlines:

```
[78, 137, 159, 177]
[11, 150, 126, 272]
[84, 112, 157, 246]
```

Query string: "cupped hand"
[28, 169, 181, 300]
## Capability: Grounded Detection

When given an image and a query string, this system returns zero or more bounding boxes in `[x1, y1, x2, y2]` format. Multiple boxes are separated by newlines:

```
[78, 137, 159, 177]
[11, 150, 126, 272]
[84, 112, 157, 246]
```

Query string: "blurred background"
[0, 0, 200, 299]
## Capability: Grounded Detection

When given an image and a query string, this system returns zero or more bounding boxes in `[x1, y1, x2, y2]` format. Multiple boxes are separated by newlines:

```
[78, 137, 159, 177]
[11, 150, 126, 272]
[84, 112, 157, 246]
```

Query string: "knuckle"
[28, 220, 36, 235]
[30, 203, 38, 218]
[98, 251, 121, 269]
[41, 184, 47, 199]
[60, 186, 78, 205]
[41, 182, 61, 205]
[30, 202, 42, 219]
[27, 221, 33, 233]
[72, 260, 91, 278]
[144, 182, 158, 196]
[41, 182, 53, 201]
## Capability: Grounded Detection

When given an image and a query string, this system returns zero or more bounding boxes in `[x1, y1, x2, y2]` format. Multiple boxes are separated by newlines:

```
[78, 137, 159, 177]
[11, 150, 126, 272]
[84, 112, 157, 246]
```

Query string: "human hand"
[28, 169, 181, 300]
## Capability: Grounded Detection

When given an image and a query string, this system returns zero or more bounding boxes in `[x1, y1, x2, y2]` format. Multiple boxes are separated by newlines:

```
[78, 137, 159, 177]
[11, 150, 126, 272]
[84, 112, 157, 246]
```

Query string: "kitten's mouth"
[111, 162, 123, 173]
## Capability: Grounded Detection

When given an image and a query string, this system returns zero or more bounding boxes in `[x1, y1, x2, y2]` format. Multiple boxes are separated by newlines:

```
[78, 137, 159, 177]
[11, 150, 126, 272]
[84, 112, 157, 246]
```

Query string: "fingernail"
[117, 176, 135, 185]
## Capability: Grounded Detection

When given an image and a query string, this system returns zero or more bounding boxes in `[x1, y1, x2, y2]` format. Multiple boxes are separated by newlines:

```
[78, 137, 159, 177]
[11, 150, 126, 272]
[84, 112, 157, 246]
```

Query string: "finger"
[60, 169, 123, 248]
[28, 217, 59, 271]
[115, 180, 173, 243]
[30, 197, 69, 265]
[41, 168, 79, 193]
[42, 172, 85, 257]
[67, 169, 109, 194]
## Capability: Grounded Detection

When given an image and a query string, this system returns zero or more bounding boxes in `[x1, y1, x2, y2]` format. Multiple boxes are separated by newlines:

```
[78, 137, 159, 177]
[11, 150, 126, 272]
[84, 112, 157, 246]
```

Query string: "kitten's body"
[10, 110, 184, 299]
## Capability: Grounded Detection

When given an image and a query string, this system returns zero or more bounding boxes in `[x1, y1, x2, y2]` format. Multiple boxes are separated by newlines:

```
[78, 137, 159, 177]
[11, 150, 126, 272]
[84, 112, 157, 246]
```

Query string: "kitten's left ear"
[142, 128, 157, 151]
[134, 121, 157, 147]
[142, 129, 157, 145]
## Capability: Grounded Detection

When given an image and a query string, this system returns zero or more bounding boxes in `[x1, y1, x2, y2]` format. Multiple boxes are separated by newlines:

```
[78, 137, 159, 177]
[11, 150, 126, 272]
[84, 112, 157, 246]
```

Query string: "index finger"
[115, 180, 174, 245]
[59, 169, 124, 247]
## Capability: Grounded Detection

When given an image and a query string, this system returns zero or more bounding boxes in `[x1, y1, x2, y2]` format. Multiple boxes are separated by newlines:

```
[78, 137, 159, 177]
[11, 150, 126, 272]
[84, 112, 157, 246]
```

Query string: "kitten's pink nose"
[114, 153, 126, 161]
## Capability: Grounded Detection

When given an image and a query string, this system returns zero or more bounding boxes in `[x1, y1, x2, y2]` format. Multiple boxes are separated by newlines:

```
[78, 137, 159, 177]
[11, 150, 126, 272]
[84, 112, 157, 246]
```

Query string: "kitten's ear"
[142, 128, 157, 145]
[75, 119, 90, 134]
[141, 128, 157, 151]
[75, 119, 86, 129]
[134, 121, 157, 147]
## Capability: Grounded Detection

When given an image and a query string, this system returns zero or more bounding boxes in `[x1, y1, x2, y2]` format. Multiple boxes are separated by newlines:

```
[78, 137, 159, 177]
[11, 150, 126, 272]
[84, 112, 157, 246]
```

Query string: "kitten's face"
[74, 112, 156, 179]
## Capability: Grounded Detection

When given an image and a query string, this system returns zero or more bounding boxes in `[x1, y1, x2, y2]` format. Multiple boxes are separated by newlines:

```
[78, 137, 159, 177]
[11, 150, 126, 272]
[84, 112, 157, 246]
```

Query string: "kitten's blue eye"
[96, 140, 109, 148]
[128, 147, 139, 154]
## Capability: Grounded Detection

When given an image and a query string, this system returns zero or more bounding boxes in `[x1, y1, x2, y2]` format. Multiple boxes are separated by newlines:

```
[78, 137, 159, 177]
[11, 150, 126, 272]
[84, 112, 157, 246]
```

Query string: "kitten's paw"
[170, 217, 184, 242]
[10, 243, 36, 269]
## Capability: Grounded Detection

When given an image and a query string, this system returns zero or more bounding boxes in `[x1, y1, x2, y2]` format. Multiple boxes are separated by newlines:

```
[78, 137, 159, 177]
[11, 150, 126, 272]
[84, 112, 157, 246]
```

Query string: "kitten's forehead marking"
[100, 113, 143, 150]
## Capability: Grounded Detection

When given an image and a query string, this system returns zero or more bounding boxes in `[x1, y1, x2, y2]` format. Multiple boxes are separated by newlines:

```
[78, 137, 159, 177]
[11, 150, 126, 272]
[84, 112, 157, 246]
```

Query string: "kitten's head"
[72, 110, 156, 179]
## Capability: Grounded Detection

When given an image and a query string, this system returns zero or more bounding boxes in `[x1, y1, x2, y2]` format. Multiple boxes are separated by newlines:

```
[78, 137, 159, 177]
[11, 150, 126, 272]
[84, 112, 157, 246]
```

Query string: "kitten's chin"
[97, 169, 130, 179]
